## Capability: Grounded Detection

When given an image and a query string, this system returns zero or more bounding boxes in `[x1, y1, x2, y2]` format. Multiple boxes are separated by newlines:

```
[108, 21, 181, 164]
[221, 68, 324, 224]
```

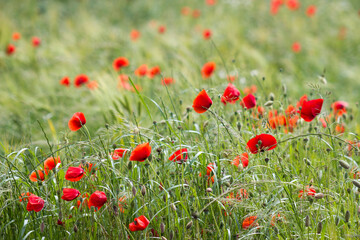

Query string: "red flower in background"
[129, 143, 152, 162]
[221, 83, 240, 105]
[192, 9, 201, 18]
[292, 42, 301, 53]
[32, 37, 41, 47]
[242, 94, 256, 109]
[306, 5, 317, 17]
[44, 156, 61, 175]
[148, 66, 161, 78]
[26, 194, 45, 212]
[130, 29, 140, 41]
[296, 95, 308, 108]
[6, 44, 15, 55]
[247, 134, 277, 154]
[181, 6, 191, 16]
[86, 80, 98, 90]
[201, 62, 216, 78]
[135, 64, 148, 77]
[331, 101, 348, 115]
[169, 148, 188, 164]
[158, 25, 166, 34]
[203, 29, 212, 39]
[112, 148, 129, 160]
[298, 186, 316, 198]
[242, 216, 258, 229]
[206, 0, 216, 6]
[68, 112, 86, 131]
[65, 167, 85, 182]
[19, 192, 32, 202]
[12, 32, 21, 40]
[231, 153, 249, 168]
[286, 0, 299, 10]
[113, 57, 129, 71]
[29, 170, 45, 182]
[60, 76, 70, 87]
[88, 191, 107, 210]
[192, 89, 213, 113]
[271, 0, 284, 15]
[61, 188, 81, 201]
[74, 74, 89, 87]
[129, 215, 150, 231]
[161, 77, 175, 86]
[299, 99, 323, 122]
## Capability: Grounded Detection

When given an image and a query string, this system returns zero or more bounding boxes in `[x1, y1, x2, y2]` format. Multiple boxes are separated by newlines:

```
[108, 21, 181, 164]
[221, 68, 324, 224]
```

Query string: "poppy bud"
[170, 203, 177, 211]
[141, 185, 146, 196]
[206, 188, 212, 193]
[353, 180, 360, 188]
[105, 123, 109, 129]
[304, 158, 311, 166]
[192, 211, 200, 219]
[161, 237, 167, 240]
[339, 160, 350, 169]
[133, 127, 140, 134]
[305, 215, 310, 227]
[264, 101, 273, 107]
[40, 222, 45, 233]
[317, 221, 323, 234]
[237, 122, 241, 131]
[314, 193, 324, 199]
[186, 220, 193, 229]
[335, 216, 340, 226]
[345, 210, 350, 223]
[74, 224, 78, 233]
[132, 186, 137, 197]
[265, 157, 269, 163]
[347, 188, 351, 194]
[269, 93, 275, 101]
[160, 222, 165, 234]
[169, 231, 174, 240]
[319, 76, 327, 84]
[127, 162, 132, 169]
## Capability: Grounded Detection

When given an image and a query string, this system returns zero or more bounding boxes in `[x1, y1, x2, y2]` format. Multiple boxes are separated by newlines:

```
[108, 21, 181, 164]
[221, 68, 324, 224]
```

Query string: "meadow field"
[1, 0, 360, 239]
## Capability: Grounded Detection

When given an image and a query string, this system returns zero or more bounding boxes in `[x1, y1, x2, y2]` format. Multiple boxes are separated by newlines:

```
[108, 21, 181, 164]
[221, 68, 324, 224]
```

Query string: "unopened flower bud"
[186, 220, 193, 229]
[339, 160, 350, 169]
[141, 185, 146, 196]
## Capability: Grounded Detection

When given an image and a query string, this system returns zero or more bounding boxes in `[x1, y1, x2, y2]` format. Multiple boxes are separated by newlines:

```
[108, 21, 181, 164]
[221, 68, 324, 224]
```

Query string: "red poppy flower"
[231, 153, 249, 168]
[192, 9, 201, 18]
[203, 29, 212, 39]
[32, 37, 41, 47]
[285, 105, 296, 117]
[44, 156, 61, 175]
[242, 216, 258, 229]
[129, 142, 152, 162]
[19, 192, 32, 202]
[76, 193, 89, 209]
[201, 62, 216, 78]
[118, 196, 127, 213]
[181, 6, 191, 16]
[221, 83, 240, 105]
[130, 29, 140, 41]
[169, 148, 188, 164]
[158, 25, 166, 34]
[68, 112, 86, 131]
[6, 44, 15, 55]
[296, 95, 308, 108]
[243, 85, 257, 95]
[60, 76, 70, 87]
[161, 77, 175, 86]
[135, 64, 148, 77]
[336, 124, 345, 133]
[112, 148, 129, 160]
[206, 0, 216, 5]
[192, 89, 213, 114]
[242, 94, 256, 109]
[292, 42, 301, 53]
[227, 75, 236, 82]
[80, 162, 95, 174]
[306, 5, 317, 17]
[65, 167, 85, 182]
[286, 0, 299, 10]
[26, 194, 45, 212]
[298, 185, 316, 198]
[29, 170, 45, 182]
[129, 215, 150, 231]
[12, 32, 21, 40]
[74, 74, 89, 87]
[86, 80, 98, 90]
[271, 0, 284, 15]
[331, 101, 348, 114]
[206, 162, 216, 176]
[247, 134, 277, 154]
[299, 99, 323, 122]
[88, 191, 107, 210]
[61, 188, 81, 201]
[148, 66, 161, 78]
[113, 57, 129, 71]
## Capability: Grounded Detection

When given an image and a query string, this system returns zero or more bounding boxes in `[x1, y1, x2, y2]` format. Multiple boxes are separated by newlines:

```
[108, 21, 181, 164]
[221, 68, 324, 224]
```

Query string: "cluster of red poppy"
[5, 32, 41, 56]
[60, 74, 98, 90]
[271, 0, 316, 17]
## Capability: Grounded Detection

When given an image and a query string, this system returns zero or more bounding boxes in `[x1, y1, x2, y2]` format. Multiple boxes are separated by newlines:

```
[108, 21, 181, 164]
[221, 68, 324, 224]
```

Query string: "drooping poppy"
[135, 64, 148, 77]
[161, 77, 175, 86]
[242, 216, 258, 229]
[242, 94, 256, 109]
[113, 57, 129, 71]
[12, 32, 21, 40]
[29, 170, 45, 182]
[88, 191, 107, 210]
[299, 99, 323, 122]
[221, 83, 240, 105]
[203, 29, 212, 39]
[247, 134, 277, 154]
[129, 142, 152, 162]
[130, 29, 140, 41]
[192, 89, 213, 114]
[306, 5, 317, 17]
[292, 42, 301, 53]
[26, 194, 45, 212]
[201, 62, 216, 78]
[19, 192, 32, 202]
[298, 185, 316, 198]
[6, 44, 15, 55]
[129, 215, 150, 231]
[44, 156, 61, 175]
[112, 148, 129, 160]
[65, 167, 85, 182]
[158, 25, 166, 34]
[148, 66, 161, 78]
[74, 74, 89, 87]
[231, 153, 249, 168]
[169, 148, 188, 164]
[60, 76, 70, 87]
[61, 188, 81, 201]
[286, 0, 299, 10]
[68, 112, 86, 131]
[32, 37, 41, 47]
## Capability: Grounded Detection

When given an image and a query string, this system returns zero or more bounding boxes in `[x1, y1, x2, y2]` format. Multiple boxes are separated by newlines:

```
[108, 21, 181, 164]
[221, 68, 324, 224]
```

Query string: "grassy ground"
[1, 0, 360, 239]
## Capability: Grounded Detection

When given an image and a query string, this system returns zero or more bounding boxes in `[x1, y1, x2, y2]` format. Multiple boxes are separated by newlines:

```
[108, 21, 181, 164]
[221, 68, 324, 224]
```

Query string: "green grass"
[1, 0, 360, 239]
